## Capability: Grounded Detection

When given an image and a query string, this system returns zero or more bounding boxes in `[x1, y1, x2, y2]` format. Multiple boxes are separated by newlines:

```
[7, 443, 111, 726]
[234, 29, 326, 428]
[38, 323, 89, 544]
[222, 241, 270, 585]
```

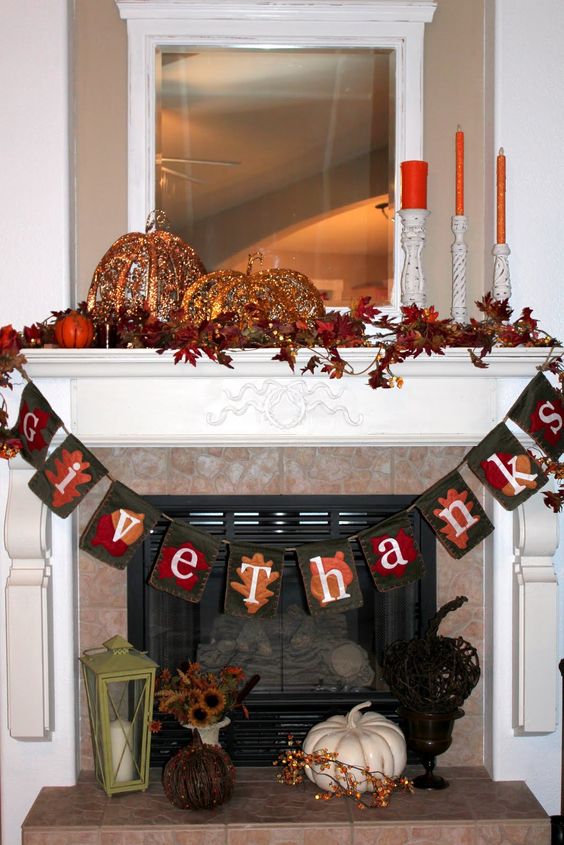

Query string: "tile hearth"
[22, 767, 550, 845]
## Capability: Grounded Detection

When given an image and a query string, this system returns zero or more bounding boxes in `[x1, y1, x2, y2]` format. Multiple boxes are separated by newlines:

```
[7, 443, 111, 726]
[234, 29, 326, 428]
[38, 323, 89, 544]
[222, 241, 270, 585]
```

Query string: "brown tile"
[101, 447, 170, 494]
[460, 782, 548, 821]
[80, 607, 128, 652]
[349, 778, 474, 824]
[440, 714, 483, 766]
[79, 553, 127, 609]
[304, 827, 350, 845]
[475, 822, 550, 844]
[174, 831, 227, 845]
[393, 447, 467, 495]
[283, 448, 392, 494]
[78, 478, 111, 530]
[228, 830, 303, 845]
[353, 825, 476, 845]
[225, 779, 350, 826]
[436, 544, 484, 610]
[101, 779, 229, 827]
[100, 833, 174, 845]
[23, 784, 107, 828]
[24, 833, 100, 845]
[170, 448, 283, 494]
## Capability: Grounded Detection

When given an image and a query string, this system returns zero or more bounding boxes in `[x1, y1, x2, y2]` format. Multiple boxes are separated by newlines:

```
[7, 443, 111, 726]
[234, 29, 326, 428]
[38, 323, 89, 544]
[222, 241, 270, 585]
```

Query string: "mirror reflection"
[156, 47, 395, 308]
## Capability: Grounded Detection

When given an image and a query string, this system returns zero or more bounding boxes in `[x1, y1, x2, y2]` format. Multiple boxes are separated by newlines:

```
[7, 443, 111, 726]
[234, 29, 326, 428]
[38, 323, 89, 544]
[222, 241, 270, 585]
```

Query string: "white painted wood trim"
[4, 456, 52, 739]
[117, 0, 435, 314]
[513, 486, 560, 734]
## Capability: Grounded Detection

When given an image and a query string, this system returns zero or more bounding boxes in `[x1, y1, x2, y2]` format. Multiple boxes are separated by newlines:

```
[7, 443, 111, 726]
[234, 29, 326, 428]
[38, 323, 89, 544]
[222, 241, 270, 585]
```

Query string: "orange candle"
[496, 147, 506, 244]
[401, 160, 428, 209]
[455, 126, 464, 215]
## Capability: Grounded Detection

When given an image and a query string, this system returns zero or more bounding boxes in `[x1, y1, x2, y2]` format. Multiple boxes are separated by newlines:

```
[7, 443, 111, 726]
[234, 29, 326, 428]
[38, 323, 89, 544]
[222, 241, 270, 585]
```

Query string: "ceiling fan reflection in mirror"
[156, 153, 241, 185]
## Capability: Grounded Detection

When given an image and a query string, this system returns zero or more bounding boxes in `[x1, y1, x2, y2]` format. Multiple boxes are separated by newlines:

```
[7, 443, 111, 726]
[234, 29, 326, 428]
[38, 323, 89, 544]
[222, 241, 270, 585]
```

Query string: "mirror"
[155, 47, 396, 308]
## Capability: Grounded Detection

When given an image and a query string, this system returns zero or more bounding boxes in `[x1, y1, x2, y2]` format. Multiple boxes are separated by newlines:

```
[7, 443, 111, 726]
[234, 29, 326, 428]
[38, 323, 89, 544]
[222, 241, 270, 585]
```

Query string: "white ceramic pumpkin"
[302, 701, 407, 793]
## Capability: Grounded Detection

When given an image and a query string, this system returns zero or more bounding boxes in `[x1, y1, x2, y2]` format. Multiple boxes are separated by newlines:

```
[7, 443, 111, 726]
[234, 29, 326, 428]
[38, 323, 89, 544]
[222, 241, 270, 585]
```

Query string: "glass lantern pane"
[105, 678, 150, 785]
[84, 669, 105, 784]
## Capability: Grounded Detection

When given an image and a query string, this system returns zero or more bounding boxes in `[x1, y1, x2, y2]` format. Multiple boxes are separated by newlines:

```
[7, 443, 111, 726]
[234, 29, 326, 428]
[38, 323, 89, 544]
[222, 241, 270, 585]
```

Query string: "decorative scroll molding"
[4, 455, 52, 739]
[206, 380, 363, 430]
[513, 485, 560, 734]
[492, 242, 512, 302]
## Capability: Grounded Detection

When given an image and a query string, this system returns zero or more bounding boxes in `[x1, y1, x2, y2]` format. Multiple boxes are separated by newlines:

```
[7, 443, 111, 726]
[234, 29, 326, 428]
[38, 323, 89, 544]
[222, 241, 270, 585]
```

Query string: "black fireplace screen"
[128, 494, 436, 766]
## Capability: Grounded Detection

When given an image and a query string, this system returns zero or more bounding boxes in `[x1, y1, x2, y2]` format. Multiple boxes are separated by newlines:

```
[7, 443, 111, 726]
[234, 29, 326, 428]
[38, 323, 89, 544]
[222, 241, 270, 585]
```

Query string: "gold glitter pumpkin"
[181, 252, 325, 327]
[87, 211, 206, 320]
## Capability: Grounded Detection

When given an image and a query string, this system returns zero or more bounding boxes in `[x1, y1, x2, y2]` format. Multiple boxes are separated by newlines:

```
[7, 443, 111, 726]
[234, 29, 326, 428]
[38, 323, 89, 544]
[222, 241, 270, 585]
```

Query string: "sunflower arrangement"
[154, 662, 255, 729]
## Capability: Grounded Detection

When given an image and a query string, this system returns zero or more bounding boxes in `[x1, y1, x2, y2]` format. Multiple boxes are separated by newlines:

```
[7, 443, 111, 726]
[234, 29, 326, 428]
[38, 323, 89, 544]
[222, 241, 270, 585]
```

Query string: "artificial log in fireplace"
[128, 494, 436, 766]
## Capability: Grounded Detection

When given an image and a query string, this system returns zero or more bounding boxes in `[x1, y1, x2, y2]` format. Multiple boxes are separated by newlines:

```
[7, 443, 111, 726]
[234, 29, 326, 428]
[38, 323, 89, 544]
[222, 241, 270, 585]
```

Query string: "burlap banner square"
[508, 372, 564, 461]
[296, 538, 362, 615]
[80, 480, 161, 569]
[13, 382, 62, 468]
[416, 470, 494, 558]
[149, 520, 221, 603]
[225, 543, 284, 618]
[467, 422, 548, 511]
[357, 512, 425, 590]
[28, 434, 107, 518]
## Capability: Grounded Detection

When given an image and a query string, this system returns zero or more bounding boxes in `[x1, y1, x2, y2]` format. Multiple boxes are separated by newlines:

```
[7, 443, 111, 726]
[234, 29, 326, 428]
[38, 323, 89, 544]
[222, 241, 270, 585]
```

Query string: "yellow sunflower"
[201, 686, 226, 718]
[187, 701, 213, 728]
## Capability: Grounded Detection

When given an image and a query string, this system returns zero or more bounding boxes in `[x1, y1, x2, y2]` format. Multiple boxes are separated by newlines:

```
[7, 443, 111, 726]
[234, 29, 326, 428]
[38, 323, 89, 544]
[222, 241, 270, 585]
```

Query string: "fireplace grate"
[128, 494, 436, 767]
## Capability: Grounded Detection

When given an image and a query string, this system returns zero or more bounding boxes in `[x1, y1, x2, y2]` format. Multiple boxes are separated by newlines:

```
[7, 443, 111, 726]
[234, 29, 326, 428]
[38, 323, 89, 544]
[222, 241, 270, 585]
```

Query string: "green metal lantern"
[80, 635, 158, 796]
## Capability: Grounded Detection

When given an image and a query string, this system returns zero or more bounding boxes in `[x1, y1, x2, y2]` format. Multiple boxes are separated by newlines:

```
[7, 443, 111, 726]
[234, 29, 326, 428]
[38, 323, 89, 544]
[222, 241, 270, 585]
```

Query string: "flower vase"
[182, 716, 231, 746]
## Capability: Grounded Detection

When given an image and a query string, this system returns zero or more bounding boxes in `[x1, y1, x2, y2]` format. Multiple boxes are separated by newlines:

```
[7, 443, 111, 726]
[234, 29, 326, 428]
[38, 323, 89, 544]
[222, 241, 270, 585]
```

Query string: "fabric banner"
[296, 538, 363, 615]
[13, 382, 62, 468]
[508, 372, 564, 461]
[80, 480, 161, 569]
[225, 543, 284, 618]
[28, 434, 107, 518]
[416, 470, 494, 558]
[467, 422, 548, 511]
[357, 512, 425, 591]
[149, 520, 221, 603]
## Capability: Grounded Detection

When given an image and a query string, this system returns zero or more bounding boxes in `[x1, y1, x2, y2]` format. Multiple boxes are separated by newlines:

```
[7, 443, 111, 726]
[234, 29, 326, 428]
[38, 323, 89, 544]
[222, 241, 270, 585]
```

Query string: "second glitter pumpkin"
[181, 252, 325, 327]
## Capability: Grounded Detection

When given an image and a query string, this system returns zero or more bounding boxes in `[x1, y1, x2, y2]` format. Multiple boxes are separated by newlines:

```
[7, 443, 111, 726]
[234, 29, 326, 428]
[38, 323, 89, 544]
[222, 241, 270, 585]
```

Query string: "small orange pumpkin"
[54, 311, 95, 348]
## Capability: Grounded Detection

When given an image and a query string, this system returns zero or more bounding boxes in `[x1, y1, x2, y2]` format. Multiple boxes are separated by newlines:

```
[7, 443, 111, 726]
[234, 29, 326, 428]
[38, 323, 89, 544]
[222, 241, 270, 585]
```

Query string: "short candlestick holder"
[398, 208, 429, 307]
[492, 242, 511, 302]
[451, 215, 468, 323]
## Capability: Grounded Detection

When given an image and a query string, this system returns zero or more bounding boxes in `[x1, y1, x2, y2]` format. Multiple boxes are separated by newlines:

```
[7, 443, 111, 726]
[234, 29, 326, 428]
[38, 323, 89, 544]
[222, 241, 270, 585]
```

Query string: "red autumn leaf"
[369, 528, 417, 579]
[529, 397, 564, 446]
[91, 512, 129, 557]
[16, 401, 52, 452]
[157, 542, 210, 592]
[480, 452, 515, 491]
[45, 448, 92, 508]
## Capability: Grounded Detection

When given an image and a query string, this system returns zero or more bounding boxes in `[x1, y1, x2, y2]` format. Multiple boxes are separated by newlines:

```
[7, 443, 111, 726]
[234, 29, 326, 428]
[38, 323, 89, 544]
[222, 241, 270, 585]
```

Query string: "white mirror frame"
[116, 0, 437, 314]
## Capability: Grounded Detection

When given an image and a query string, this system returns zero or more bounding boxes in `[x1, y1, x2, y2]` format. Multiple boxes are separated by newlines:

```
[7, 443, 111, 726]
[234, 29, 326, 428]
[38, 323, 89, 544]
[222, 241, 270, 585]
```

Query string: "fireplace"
[127, 493, 437, 765]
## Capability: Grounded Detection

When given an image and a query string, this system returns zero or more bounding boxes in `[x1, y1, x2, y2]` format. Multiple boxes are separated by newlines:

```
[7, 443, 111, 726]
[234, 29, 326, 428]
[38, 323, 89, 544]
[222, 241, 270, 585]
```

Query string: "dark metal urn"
[399, 707, 464, 790]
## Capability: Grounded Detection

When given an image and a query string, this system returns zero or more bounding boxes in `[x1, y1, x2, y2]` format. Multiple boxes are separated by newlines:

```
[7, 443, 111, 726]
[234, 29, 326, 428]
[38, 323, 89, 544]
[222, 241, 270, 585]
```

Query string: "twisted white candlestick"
[492, 242, 511, 302]
[451, 214, 468, 323]
[398, 209, 429, 307]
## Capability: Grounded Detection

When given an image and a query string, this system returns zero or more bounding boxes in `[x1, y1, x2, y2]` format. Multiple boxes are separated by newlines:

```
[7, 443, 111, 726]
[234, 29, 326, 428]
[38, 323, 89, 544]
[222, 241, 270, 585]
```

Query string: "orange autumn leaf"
[230, 552, 280, 614]
[433, 487, 478, 550]
[45, 448, 92, 507]
[310, 551, 353, 607]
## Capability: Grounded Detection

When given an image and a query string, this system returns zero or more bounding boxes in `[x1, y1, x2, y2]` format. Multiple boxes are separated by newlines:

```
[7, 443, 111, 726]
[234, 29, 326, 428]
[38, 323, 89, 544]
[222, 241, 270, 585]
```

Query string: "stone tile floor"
[22, 767, 550, 844]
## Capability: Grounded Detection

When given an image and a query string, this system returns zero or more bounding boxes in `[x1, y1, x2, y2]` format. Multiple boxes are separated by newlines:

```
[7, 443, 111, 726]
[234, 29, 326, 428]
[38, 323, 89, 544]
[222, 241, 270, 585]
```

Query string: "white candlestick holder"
[451, 214, 468, 323]
[492, 242, 511, 302]
[398, 208, 429, 307]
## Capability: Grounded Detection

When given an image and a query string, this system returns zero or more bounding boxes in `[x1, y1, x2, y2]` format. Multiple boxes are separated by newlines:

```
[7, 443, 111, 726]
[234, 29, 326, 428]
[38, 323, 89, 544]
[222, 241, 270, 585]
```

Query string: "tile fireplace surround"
[2, 347, 561, 844]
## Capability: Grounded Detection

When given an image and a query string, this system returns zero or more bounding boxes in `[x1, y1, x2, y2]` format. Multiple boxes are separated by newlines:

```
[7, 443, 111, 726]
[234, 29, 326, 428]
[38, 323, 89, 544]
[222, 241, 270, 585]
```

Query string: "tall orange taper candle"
[400, 160, 428, 209]
[496, 147, 506, 244]
[455, 126, 464, 215]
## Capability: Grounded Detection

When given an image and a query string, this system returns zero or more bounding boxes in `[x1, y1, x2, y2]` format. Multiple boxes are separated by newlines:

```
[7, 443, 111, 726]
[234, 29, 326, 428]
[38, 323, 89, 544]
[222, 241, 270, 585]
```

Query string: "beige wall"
[74, 0, 493, 316]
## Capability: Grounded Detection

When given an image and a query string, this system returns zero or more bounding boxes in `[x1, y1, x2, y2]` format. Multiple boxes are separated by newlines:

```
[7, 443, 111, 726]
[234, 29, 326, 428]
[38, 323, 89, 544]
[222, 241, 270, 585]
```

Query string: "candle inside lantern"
[455, 127, 464, 215]
[400, 160, 428, 209]
[110, 719, 136, 783]
[496, 147, 506, 244]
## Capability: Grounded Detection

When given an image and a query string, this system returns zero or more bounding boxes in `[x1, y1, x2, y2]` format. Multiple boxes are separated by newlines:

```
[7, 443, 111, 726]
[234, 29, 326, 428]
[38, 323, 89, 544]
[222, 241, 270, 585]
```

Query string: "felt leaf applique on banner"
[13, 382, 62, 468]
[297, 539, 362, 615]
[508, 372, 564, 461]
[358, 513, 425, 591]
[467, 422, 548, 511]
[28, 434, 107, 518]
[149, 520, 221, 603]
[225, 544, 283, 618]
[80, 480, 161, 569]
[416, 470, 494, 558]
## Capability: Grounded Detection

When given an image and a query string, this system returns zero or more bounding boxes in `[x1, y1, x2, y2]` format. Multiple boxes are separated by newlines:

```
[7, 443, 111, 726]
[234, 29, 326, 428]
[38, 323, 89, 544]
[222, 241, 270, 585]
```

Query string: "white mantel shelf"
[20, 346, 561, 447]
